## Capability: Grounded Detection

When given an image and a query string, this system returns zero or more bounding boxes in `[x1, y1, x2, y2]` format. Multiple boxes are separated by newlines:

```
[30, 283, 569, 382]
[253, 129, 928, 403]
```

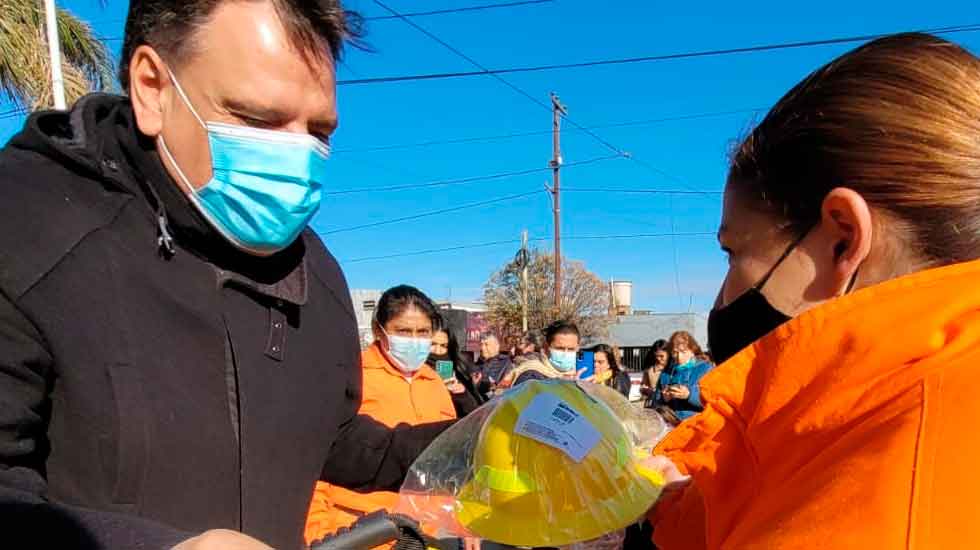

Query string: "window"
[363, 300, 376, 311]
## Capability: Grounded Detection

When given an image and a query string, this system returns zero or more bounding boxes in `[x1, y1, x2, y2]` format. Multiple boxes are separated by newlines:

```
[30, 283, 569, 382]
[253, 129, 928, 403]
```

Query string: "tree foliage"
[1, 1, 114, 110]
[483, 248, 611, 345]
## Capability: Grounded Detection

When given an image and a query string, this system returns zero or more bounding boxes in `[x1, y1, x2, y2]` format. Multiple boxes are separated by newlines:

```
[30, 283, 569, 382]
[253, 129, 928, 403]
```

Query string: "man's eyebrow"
[224, 98, 292, 122]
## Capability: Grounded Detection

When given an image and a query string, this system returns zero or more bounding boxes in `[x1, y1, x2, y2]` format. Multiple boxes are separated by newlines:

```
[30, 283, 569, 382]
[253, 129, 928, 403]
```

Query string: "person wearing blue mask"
[653, 331, 713, 425]
[506, 320, 582, 387]
[0, 2, 452, 549]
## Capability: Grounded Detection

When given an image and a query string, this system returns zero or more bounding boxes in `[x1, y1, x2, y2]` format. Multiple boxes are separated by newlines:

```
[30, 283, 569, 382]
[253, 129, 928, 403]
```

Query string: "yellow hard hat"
[455, 379, 664, 547]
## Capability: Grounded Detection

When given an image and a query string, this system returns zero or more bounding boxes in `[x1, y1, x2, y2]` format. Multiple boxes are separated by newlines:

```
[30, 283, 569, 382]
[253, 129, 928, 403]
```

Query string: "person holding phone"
[305, 286, 457, 546]
[653, 331, 713, 425]
[427, 321, 485, 417]
[640, 339, 670, 406]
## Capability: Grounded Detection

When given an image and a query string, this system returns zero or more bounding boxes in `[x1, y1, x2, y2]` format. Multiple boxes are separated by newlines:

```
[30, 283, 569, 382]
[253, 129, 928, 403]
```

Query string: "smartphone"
[435, 360, 455, 381]
[576, 351, 595, 380]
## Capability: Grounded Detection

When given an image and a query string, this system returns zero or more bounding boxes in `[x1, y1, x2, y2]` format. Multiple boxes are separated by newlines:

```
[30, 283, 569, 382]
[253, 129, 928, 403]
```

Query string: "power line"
[563, 187, 722, 195]
[327, 154, 619, 195]
[0, 108, 28, 120]
[97, 0, 556, 42]
[344, 238, 531, 263]
[365, 0, 554, 20]
[341, 231, 715, 263]
[332, 107, 762, 153]
[338, 23, 980, 85]
[567, 231, 714, 240]
[372, 0, 681, 184]
[319, 189, 544, 235]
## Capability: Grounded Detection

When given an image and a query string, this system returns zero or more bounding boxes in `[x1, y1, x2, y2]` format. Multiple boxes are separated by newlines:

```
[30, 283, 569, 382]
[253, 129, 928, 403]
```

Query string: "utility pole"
[520, 229, 529, 333]
[549, 92, 567, 314]
[44, 0, 67, 109]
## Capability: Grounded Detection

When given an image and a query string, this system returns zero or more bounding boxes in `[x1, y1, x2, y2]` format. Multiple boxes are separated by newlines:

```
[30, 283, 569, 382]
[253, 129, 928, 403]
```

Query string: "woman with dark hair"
[640, 339, 669, 408]
[306, 285, 456, 545]
[651, 33, 980, 549]
[592, 343, 632, 397]
[427, 319, 485, 417]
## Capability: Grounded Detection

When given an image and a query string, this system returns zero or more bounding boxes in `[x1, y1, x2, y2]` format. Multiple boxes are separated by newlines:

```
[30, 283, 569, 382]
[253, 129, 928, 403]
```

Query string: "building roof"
[599, 313, 708, 349]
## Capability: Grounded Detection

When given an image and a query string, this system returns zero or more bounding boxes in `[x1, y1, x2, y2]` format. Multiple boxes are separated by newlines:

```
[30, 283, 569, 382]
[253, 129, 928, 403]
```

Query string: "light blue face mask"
[549, 350, 578, 373]
[383, 330, 432, 374]
[158, 70, 328, 256]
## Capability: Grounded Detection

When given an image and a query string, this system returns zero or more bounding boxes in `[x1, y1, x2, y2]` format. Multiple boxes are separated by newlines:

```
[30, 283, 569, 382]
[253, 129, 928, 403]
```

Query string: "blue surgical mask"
[549, 350, 577, 373]
[384, 331, 432, 374]
[158, 69, 327, 256]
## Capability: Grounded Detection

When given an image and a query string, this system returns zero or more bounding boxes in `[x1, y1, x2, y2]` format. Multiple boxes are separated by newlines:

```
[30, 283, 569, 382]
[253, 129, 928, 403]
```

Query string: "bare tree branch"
[483, 248, 611, 345]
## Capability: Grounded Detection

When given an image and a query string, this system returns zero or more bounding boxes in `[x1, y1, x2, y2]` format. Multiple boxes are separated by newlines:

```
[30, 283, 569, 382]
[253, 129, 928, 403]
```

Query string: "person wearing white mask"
[506, 320, 582, 387]
[305, 285, 457, 545]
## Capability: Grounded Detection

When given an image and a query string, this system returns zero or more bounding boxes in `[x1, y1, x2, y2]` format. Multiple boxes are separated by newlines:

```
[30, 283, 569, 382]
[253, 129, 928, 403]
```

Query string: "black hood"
[10, 93, 140, 195]
[9, 93, 307, 289]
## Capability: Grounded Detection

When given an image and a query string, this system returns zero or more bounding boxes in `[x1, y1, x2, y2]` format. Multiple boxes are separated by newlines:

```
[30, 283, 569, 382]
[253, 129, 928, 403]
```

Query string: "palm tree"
[0, 0, 113, 111]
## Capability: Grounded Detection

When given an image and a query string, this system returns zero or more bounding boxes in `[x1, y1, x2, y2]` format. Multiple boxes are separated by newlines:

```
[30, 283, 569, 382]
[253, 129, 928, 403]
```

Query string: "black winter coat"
[0, 95, 449, 549]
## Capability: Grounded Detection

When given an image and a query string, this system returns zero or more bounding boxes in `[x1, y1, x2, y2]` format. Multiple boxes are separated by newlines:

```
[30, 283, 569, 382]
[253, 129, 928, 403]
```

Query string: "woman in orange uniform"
[305, 285, 456, 546]
[652, 33, 980, 549]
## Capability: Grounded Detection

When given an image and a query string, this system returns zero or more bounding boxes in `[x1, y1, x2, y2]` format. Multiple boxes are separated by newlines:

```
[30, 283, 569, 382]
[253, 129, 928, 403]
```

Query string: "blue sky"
[3, 0, 979, 312]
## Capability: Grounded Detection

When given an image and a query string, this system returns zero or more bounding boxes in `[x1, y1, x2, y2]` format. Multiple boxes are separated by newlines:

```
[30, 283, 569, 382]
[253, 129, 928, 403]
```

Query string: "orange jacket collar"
[696, 258, 980, 433]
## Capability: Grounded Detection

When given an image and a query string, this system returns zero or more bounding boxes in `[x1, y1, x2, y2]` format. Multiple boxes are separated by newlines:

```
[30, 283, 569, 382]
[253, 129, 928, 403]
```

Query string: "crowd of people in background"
[302, 282, 719, 545]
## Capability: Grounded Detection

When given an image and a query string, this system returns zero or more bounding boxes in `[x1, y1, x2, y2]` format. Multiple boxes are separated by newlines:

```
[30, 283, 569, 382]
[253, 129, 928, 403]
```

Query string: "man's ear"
[819, 187, 873, 290]
[129, 45, 170, 138]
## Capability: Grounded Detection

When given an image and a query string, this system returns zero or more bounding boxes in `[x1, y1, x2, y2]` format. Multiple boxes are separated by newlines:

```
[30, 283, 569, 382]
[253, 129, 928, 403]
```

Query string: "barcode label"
[514, 392, 601, 462]
[552, 406, 576, 424]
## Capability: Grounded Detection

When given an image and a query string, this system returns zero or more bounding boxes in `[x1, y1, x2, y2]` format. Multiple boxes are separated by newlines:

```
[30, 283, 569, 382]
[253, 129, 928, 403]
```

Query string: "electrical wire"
[562, 187, 722, 195]
[319, 189, 544, 235]
[365, 0, 554, 20]
[327, 154, 619, 195]
[371, 0, 686, 186]
[341, 231, 715, 263]
[96, 0, 557, 41]
[338, 23, 980, 85]
[0, 107, 28, 119]
[332, 107, 761, 153]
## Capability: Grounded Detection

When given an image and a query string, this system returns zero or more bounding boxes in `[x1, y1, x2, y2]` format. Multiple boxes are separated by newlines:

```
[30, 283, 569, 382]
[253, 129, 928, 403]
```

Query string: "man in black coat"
[0, 1, 450, 548]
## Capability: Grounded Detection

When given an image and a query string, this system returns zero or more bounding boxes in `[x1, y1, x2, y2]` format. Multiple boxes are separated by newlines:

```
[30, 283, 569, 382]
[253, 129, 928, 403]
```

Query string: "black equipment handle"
[309, 510, 401, 550]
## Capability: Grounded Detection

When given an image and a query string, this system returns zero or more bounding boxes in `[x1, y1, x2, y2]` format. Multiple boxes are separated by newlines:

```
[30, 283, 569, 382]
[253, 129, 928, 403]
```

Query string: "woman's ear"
[819, 187, 873, 292]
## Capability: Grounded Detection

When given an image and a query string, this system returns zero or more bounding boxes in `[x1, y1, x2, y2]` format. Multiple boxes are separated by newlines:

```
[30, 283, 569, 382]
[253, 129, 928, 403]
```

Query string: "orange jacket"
[653, 259, 980, 550]
[305, 342, 456, 545]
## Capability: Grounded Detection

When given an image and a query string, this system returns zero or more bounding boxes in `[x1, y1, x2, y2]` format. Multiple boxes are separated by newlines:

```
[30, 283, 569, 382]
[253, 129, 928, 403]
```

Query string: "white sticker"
[513, 392, 601, 463]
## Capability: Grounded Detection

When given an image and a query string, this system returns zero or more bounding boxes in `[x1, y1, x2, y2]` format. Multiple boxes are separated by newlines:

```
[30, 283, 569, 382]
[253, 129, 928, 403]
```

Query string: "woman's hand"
[672, 385, 691, 400]
[446, 378, 466, 394]
[642, 455, 692, 500]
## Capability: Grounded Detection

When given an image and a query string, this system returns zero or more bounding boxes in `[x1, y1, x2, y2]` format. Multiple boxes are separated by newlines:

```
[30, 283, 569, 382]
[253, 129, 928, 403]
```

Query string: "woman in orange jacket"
[305, 285, 456, 546]
[651, 33, 980, 549]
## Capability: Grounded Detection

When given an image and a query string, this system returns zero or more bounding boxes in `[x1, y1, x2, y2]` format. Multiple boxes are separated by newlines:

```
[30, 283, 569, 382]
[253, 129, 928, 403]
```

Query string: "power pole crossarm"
[550, 92, 567, 315]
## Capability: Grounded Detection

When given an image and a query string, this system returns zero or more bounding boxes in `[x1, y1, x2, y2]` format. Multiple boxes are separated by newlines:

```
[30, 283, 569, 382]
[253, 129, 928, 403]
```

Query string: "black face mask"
[707, 232, 805, 365]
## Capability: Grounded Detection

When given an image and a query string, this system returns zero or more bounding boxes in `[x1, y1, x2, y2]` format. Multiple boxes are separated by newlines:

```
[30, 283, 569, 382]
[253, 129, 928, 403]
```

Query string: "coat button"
[272, 346, 280, 353]
[273, 322, 282, 329]
[276, 300, 284, 308]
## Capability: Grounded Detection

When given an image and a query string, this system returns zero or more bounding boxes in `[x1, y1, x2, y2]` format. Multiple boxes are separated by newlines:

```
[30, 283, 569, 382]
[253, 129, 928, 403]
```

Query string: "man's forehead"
[184, 1, 336, 87]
